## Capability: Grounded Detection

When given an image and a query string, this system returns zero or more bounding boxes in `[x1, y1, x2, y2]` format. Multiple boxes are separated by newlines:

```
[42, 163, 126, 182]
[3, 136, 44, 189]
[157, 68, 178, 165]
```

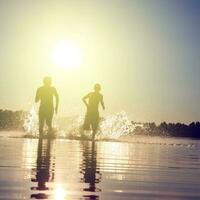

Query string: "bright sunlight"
[54, 186, 66, 200]
[53, 40, 82, 69]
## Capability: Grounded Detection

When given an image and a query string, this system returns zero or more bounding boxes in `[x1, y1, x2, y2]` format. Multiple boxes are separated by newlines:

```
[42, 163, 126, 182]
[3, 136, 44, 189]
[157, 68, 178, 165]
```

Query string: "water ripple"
[0, 136, 200, 199]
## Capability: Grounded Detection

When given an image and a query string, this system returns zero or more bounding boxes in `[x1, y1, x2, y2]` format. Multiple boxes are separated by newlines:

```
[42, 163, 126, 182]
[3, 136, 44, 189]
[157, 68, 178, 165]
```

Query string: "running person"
[82, 84, 105, 139]
[35, 76, 59, 138]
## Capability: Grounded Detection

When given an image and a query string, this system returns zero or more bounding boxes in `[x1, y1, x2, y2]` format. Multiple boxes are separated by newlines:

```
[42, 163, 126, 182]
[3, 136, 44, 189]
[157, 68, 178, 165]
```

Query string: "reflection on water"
[30, 139, 101, 200]
[80, 141, 101, 199]
[0, 136, 200, 200]
[54, 186, 66, 200]
[31, 139, 55, 199]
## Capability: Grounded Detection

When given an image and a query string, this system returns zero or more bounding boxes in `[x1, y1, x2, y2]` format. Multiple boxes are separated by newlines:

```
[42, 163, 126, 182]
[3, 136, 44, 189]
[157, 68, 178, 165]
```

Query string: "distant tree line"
[0, 109, 200, 138]
[132, 122, 200, 138]
[0, 110, 26, 130]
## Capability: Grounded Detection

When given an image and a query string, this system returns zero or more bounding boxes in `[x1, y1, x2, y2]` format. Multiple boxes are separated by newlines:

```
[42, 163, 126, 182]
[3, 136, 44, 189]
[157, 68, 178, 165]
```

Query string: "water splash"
[98, 111, 135, 139]
[58, 111, 135, 139]
[23, 106, 38, 137]
[56, 115, 84, 138]
[23, 108, 135, 139]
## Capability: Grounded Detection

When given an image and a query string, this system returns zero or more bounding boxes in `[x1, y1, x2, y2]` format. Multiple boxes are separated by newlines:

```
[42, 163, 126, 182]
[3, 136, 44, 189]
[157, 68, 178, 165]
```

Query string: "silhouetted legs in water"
[39, 110, 54, 138]
[83, 112, 99, 140]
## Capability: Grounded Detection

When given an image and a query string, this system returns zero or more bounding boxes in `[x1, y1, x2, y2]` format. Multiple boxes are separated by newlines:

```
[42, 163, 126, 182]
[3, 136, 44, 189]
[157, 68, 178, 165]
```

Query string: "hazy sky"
[0, 0, 200, 123]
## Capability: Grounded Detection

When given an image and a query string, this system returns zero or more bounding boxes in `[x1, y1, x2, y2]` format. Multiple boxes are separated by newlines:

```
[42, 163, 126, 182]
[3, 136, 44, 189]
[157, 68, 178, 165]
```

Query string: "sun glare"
[53, 41, 81, 69]
[54, 186, 66, 200]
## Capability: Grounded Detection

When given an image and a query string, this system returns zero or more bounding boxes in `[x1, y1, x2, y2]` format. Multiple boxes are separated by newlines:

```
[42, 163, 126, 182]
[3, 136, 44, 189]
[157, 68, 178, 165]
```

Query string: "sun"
[53, 40, 81, 69]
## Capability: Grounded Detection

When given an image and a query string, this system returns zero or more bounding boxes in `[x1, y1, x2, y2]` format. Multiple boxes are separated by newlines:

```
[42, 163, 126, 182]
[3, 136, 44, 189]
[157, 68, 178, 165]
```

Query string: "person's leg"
[39, 115, 45, 138]
[83, 114, 90, 131]
[91, 113, 99, 140]
[81, 113, 92, 139]
[91, 128, 96, 140]
[91, 123, 98, 140]
[46, 112, 53, 138]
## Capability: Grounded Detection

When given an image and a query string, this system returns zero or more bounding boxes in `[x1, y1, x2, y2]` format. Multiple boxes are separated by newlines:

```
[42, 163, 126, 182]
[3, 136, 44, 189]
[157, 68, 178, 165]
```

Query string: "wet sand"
[0, 132, 200, 200]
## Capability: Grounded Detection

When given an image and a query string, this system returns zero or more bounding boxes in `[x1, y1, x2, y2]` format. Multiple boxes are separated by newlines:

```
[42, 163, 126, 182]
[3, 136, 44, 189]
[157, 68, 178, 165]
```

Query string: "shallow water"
[0, 132, 200, 200]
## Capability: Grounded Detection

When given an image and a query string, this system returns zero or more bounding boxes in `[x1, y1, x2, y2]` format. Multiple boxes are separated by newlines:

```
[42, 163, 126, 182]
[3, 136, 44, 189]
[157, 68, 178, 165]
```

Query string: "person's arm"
[82, 93, 90, 108]
[54, 88, 59, 114]
[35, 88, 40, 103]
[100, 95, 105, 110]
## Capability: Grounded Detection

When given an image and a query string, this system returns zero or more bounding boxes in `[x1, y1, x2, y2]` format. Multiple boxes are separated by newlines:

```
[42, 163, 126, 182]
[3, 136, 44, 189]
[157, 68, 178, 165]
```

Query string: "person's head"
[94, 83, 101, 92]
[43, 76, 52, 86]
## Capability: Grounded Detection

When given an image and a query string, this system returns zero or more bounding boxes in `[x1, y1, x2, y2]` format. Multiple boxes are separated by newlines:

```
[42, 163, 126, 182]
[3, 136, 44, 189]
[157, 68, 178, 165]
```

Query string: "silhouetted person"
[81, 141, 101, 199]
[35, 77, 59, 138]
[82, 84, 105, 140]
[31, 139, 55, 199]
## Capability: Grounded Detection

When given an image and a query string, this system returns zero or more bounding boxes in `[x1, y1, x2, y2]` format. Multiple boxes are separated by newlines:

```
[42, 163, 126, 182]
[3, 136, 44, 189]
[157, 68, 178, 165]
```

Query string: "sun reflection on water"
[54, 185, 66, 200]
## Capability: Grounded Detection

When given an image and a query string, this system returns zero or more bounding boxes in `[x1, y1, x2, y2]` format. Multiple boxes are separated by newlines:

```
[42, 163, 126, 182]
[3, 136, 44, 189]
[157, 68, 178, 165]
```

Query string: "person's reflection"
[81, 141, 101, 200]
[31, 139, 54, 199]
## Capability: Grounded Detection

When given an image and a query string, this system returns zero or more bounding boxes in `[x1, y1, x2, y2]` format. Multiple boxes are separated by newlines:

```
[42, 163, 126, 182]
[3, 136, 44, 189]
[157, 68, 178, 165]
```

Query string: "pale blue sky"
[0, 0, 200, 123]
